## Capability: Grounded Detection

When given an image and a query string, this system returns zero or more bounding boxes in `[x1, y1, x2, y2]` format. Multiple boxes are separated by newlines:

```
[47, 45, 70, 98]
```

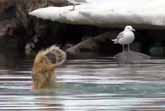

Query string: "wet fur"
[32, 46, 66, 89]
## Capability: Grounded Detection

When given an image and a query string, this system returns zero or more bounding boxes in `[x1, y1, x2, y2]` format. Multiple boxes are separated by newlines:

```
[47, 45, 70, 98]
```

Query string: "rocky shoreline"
[0, 0, 165, 58]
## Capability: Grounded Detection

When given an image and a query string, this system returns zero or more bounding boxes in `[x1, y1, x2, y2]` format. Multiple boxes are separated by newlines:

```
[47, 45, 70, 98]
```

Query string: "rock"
[0, 0, 15, 14]
[0, 0, 16, 38]
[114, 51, 150, 64]
[0, 19, 16, 38]
[47, 0, 68, 6]
[66, 32, 119, 58]
[66, 37, 99, 58]
[14, 0, 71, 52]
[150, 46, 165, 57]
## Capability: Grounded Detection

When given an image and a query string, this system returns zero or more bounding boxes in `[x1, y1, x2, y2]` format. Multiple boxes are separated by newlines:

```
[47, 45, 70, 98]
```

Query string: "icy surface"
[29, 0, 165, 29]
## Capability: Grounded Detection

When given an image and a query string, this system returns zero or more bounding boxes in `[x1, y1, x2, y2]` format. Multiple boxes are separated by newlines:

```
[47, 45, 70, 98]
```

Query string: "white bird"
[67, 0, 87, 11]
[112, 25, 135, 52]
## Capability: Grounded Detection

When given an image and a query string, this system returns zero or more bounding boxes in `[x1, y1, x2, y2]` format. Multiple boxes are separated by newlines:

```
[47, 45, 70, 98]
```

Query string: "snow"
[29, 0, 165, 29]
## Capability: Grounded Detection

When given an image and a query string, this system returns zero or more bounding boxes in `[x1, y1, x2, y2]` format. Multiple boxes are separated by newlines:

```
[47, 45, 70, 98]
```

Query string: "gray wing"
[116, 31, 124, 40]
[112, 31, 124, 44]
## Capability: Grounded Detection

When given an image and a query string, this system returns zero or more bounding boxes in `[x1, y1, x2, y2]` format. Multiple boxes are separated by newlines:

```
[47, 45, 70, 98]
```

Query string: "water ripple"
[0, 58, 165, 110]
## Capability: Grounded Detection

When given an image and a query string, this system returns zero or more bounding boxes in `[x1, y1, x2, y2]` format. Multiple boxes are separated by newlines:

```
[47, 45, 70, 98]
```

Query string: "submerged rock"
[114, 51, 150, 64]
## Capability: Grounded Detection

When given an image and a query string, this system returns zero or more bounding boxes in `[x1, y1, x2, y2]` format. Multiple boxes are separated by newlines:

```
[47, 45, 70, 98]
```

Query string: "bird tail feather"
[112, 39, 118, 44]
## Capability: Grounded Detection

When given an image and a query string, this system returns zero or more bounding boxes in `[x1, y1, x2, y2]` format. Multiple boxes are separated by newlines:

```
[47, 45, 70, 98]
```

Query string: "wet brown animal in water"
[32, 45, 66, 89]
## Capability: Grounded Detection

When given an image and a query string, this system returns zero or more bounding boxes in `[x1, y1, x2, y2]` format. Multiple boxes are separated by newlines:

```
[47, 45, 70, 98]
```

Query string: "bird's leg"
[122, 45, 125, 52]
[128, 44, 130, 52]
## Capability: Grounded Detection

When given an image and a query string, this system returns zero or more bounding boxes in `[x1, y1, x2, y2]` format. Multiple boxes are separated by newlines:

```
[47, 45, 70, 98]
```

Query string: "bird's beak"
[132, 28, 136, 31]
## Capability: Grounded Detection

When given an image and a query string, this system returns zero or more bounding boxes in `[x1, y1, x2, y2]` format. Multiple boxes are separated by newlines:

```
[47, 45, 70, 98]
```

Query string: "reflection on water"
[0, 52, 165, 110]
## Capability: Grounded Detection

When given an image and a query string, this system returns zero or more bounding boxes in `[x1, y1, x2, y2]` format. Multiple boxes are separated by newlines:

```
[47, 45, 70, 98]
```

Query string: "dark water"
[0, 53, 165, 111]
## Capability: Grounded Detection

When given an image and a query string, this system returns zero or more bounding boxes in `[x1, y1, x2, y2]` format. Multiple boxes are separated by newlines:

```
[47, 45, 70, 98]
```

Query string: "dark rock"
[14, 0, 73, 53]
[150, 46, 165, 57]
[47, 0, 68, 6]
[0, 0, 16, 38]
[0, 19, 16, 38]
[0, 0, 15, 14]
[66, 31, 120, 58]
[115, 51, 150, 64]
[66, 38, 99, 58]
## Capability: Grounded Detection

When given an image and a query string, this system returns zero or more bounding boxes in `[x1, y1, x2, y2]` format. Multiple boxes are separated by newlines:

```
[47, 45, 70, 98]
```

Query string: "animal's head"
[124, 25, 135, 31]
[32, 46, 65, 90]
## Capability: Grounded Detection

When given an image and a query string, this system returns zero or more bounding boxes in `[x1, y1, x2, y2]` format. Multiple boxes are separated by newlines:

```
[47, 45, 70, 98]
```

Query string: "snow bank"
[29, 0, 165, 29]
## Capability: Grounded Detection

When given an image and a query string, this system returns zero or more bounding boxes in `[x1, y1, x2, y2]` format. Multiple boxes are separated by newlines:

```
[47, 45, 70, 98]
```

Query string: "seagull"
[67, 0, 87, 11]
[112, 25, 135, 52]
